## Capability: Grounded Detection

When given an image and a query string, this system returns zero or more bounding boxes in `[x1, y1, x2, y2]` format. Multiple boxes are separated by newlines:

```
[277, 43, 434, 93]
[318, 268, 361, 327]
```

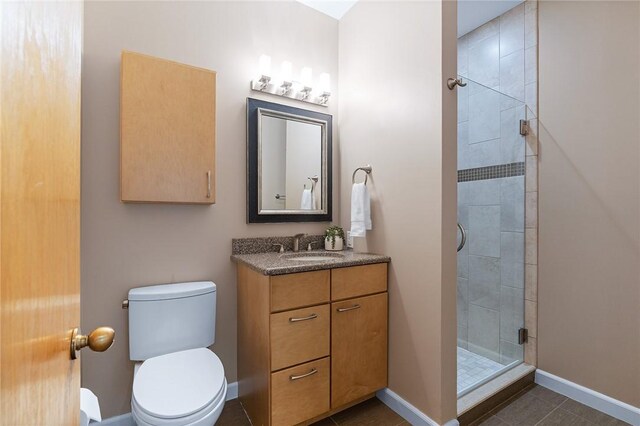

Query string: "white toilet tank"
[128, 281, 216, 361]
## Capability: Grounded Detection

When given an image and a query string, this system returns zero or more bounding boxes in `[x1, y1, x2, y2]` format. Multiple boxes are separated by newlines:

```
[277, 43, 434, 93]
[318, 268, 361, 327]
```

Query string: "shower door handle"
[447, 77, 467, 90]
[457, 223, 467, 252]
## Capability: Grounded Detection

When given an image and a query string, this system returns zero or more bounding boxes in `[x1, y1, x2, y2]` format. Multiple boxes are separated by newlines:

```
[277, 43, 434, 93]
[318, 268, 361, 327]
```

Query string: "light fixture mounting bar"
[250, 81, 330, 107]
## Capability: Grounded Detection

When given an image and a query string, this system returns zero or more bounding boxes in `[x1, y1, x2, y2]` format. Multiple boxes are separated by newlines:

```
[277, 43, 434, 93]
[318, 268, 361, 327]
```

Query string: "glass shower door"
[456, 76, 526, 397]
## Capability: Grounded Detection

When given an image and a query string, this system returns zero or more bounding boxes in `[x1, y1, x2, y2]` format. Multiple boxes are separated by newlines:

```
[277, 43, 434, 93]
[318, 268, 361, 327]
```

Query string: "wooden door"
[120, 51, 217, 204]
[0, 2, 82, 425]
[331, 293, 388, 408]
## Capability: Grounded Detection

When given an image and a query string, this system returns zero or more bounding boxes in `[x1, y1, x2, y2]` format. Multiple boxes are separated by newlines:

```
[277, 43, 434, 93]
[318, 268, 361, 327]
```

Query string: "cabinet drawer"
[331, 263, 387, 301]
[270, 270, 330, 312]
[270, 304, 330, 371]
[271, 357, 330, 426]
[331, 293, 388, 408]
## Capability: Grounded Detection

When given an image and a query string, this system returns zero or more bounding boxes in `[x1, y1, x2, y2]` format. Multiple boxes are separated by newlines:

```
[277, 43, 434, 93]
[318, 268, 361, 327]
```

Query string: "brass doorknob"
[70, 327, 115, 360]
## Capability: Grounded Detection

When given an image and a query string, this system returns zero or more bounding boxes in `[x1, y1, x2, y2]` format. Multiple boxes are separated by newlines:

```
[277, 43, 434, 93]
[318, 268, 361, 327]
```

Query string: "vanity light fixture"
[254, 54, 272, 91]
[280, 61, 293, 96]
[250, 56, 330, 107]
[317, 72, 331, 105]
[299, 67, 313, 101]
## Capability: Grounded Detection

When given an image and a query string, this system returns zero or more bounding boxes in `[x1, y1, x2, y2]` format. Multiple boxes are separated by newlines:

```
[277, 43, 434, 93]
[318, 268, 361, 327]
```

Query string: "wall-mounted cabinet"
[120, 51, 216, 204]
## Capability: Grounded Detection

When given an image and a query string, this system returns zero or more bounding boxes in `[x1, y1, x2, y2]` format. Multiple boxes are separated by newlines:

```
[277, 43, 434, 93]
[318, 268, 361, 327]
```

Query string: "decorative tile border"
[458, 162, 525, 183]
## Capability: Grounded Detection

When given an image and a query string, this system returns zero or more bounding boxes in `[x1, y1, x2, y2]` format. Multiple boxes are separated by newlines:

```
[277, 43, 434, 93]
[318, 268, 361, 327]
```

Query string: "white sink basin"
[281, 253, 344, 262]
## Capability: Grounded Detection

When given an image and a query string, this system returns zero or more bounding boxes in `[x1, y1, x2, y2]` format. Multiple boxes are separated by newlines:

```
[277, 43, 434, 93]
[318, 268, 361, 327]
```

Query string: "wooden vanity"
[236, 260, 389, 426]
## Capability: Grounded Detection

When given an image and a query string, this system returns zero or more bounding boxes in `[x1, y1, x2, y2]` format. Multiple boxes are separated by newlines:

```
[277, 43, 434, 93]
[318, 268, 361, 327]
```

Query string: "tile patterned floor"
[217, 397, 407, 426]
[471, 384, 631, 426]
[217, 384, 631, 426]
[458, 347, 505, 394]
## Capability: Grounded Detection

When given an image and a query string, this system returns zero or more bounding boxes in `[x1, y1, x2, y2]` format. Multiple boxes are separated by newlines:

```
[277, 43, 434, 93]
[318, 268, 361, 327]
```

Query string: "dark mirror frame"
[247, 98, 332, 223]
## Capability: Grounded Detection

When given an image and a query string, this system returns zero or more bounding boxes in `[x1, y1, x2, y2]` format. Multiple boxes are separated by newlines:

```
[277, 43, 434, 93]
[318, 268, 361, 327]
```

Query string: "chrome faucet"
[292, 233, 306, 252]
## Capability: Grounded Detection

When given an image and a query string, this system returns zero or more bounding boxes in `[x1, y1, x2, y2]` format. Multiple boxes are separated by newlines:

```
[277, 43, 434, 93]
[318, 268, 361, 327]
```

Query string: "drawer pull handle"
[206, 171, 212, 199]
[290, 368, 318, 381]
[336, 304, 361, 313]
[289, 313, 318, 322]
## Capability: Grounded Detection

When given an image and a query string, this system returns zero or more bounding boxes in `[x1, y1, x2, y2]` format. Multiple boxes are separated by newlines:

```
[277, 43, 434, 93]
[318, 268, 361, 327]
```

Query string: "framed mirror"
[247, 98, 332, 223]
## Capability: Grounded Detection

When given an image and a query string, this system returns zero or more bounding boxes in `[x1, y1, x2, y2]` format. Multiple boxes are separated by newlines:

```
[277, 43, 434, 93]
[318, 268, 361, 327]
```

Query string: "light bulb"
[300, 67, 313, 88]
[258, 54, 271, 78]
[281, 61, 293, 83]
[319, 73, 330, 93]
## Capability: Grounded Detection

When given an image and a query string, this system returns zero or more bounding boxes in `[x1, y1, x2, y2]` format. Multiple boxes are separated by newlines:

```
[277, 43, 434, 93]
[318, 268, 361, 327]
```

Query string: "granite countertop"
[231, 249, 391, 276]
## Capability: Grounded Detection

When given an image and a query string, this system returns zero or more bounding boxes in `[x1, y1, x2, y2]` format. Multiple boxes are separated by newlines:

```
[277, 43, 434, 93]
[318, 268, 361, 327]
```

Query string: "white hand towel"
[301, 188, 313, 210]
[350, 183, 372, 237]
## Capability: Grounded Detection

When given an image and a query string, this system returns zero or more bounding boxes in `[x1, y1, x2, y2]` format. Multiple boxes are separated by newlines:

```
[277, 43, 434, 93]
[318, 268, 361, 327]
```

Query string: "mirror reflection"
[260, 115, 322, 211]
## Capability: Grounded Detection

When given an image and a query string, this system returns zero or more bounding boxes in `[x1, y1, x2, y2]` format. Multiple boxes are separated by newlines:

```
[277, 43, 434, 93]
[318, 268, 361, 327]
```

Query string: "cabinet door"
[121, 51, 216, 204]
[331, 293, 388, 408]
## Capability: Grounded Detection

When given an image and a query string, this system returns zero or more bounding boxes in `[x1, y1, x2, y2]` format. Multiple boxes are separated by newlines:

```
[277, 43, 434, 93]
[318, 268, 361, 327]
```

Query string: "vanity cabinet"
[120, 51, 216, 204]
[237, 262, 388, 426]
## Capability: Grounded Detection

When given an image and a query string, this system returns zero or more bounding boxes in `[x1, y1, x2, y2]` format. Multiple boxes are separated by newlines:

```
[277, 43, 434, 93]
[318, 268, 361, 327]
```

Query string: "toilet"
[127, 281, 227, 426]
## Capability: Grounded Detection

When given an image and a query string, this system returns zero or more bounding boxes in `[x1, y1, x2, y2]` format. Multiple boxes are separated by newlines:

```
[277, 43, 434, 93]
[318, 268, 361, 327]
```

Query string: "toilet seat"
[132, 379, 226, 426]
[132, 348, 226, 425]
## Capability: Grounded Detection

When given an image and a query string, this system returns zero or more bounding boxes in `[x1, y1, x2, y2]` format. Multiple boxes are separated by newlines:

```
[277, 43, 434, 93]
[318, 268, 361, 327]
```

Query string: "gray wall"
[81, 1, 339, 417]
[456, 1, 536, 365]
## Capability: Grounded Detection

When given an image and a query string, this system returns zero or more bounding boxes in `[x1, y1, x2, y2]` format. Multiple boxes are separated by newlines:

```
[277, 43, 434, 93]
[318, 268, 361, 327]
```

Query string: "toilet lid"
[133, 348, 225, 419]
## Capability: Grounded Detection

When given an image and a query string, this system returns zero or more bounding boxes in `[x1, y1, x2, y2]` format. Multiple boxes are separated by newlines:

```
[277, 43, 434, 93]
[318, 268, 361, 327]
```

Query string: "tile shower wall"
[457, 1, 537, 365]
[457, 174, 525, 364]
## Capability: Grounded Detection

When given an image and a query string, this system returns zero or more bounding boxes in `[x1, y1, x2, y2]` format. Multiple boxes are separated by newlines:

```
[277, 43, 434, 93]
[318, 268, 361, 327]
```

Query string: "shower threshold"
[457, 347, 521, 398]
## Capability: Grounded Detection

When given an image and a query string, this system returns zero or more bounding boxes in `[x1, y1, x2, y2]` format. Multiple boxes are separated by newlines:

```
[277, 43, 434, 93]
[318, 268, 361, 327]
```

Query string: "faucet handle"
[272, 243, 285, 253]
[307, 241, 320, 251]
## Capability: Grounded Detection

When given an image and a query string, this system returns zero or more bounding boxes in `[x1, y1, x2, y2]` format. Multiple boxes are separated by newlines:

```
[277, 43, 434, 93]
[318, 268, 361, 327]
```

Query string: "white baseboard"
[226, 380, 238, 400]
[535, 370, 640, 426]
[376, 388, 459, 426]
[96, 413, 134, 426]
[97, 381, 239, 425]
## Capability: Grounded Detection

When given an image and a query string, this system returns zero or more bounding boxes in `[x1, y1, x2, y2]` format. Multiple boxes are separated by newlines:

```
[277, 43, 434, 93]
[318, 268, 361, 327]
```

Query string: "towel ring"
[307, 176, 318, 193]
[352, 165, 372, 185]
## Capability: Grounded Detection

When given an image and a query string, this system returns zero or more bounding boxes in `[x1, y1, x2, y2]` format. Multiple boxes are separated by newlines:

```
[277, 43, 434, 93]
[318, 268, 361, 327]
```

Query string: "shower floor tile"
[458, 347, 504, 394]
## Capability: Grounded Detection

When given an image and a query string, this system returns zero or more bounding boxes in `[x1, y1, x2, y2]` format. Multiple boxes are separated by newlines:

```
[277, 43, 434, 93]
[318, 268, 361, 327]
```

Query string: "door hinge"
[518, 328, 529, 345]
[519, 119, 530, 136]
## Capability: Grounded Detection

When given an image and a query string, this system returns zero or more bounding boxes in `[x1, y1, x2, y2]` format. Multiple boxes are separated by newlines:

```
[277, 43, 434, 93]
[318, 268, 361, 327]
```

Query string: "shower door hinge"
[519, 119, 530, 136]
[518, 328, 529, 345]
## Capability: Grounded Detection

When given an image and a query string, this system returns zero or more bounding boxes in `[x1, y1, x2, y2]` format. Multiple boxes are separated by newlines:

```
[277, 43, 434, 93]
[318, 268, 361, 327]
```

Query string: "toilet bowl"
[126, 281, 226, 426]
[131, 348, 226, 426]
